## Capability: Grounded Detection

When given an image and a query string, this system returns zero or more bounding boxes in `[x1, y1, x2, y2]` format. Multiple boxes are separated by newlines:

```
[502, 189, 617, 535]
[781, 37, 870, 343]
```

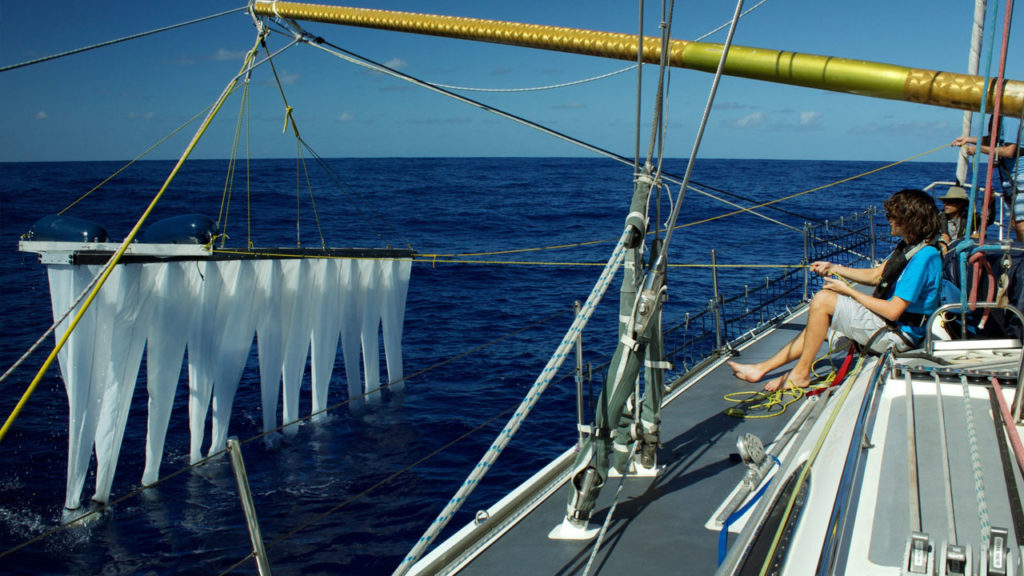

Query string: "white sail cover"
[46, 257, 412, 509]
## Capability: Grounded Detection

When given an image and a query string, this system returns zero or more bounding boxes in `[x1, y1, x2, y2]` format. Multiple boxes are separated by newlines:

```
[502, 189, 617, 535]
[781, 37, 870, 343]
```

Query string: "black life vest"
[872, 240, 931, 326]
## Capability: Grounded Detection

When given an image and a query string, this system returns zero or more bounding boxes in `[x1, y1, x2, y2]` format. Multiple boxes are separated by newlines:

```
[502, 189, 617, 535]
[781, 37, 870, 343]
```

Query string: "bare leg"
[1013, 220, 1024, 242]
[727, 331, 805, 384]
[730, 289, 838, 390]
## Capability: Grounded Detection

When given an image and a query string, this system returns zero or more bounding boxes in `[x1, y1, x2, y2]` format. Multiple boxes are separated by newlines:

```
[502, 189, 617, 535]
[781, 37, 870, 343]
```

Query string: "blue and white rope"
[960, 374, 991, 547]
[394, 228, 632, 575]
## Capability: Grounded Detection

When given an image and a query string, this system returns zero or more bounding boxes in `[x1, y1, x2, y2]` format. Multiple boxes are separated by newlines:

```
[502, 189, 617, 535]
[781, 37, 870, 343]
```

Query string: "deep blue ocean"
[0, 157, 952, 574]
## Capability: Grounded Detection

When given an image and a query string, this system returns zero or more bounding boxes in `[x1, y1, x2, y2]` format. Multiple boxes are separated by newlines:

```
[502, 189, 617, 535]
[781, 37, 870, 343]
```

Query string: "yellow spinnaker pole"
[251, 1, 1023, 117]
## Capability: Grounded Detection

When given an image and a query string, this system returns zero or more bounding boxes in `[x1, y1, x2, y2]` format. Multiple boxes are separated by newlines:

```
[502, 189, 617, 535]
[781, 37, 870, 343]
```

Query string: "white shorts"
[830, 295, 910, 353]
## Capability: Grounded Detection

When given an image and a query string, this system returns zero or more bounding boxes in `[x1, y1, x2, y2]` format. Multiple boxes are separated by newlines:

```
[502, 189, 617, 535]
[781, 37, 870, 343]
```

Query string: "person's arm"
[823, 277, 909, 321]
[811, 260, 884, 286]
[957, 138, 1018, 159]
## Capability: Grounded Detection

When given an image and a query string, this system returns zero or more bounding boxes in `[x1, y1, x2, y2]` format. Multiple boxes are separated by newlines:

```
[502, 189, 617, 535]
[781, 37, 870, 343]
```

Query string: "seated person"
[728, 189, 943, 391]
[937, 185, 978, 247]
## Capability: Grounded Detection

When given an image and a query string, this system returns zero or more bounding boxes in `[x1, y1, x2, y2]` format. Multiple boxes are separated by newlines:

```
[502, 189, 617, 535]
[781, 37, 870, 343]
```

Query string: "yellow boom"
[251, 1, 1023, 117]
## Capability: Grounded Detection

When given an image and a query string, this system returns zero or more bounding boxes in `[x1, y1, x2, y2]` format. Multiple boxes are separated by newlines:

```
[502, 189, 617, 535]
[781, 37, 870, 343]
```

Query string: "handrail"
[924, 302, 1024, 355]
[814, 351, 893, 575]
[925, 301, 1024, 423]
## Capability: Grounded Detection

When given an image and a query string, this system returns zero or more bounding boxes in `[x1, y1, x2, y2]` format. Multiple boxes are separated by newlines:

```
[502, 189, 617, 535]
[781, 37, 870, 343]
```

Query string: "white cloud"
[34, 111, 47, 120]
[724, 111, 766, 129]
[384, 58, 407, 70]
[799, 111, 823, 126]
[213, 48, 248, 61]
[338, 112, 353, 122]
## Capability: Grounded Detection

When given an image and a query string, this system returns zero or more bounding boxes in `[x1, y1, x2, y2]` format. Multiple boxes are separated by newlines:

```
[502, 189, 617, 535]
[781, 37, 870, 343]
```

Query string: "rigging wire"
[54, 104, 221, 215]
[409, 146, 937, 263]
[0, 36, 285, 443]
[258, 23, 818, 253]
[0, 7, 248, 73]
[295, 138, 415, 250]
[658, 0, 745, 257]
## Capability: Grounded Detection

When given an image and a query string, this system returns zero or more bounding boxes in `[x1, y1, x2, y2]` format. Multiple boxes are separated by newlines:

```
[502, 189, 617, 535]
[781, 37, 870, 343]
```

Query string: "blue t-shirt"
[891, 245, 943, 342]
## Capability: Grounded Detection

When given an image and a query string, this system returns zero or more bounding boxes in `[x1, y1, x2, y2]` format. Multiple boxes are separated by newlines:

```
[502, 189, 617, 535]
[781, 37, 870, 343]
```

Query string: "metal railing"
[661, 207, 881, 377]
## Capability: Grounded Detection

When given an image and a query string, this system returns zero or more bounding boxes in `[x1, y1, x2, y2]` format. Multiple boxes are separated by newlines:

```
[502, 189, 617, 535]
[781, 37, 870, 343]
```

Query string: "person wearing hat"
[952, 116, 1024, 240]
[937, 185, 977, 247]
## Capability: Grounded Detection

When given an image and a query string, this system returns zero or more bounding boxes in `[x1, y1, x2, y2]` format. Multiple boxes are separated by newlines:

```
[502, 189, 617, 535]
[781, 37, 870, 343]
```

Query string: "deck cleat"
[902, 532, 934, 575]
[983, 527, 1011, 576]
[938, 542, 971, 576]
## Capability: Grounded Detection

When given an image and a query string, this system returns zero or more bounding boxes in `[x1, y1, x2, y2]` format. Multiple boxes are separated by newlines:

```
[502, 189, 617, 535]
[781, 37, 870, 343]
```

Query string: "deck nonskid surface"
[457, 308, 847, 575]
[847, 370, 1024, 572]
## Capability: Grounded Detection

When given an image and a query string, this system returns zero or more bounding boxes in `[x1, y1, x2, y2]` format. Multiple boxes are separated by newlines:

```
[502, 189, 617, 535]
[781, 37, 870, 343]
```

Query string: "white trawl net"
[46, 257, 412, 510]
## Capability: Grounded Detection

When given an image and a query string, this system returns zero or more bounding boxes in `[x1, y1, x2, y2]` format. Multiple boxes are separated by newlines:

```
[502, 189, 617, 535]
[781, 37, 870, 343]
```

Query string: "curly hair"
[883, 188, 941, 245]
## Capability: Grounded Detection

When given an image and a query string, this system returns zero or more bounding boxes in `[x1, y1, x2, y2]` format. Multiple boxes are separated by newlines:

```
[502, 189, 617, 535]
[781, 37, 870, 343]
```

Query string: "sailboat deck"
[843, 366, 1024, 573]
[417, 306, 1024, 575]
[419, 306, 833, 574]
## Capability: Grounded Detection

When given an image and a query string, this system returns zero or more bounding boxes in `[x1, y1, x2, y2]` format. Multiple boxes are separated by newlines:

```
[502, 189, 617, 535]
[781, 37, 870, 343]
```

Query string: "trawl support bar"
[44, 256, 411, 510]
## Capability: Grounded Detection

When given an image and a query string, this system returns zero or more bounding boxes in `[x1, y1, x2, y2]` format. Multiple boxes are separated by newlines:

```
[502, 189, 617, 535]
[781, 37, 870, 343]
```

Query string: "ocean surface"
[0, 157, 952, 574]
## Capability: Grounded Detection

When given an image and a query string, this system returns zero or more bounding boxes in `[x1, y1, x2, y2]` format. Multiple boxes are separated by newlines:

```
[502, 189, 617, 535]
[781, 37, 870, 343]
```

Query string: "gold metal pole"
[251, 1, 1023, 117]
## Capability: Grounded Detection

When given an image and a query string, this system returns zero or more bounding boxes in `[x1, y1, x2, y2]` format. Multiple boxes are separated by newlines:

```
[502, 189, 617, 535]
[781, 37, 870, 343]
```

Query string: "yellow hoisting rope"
[675, 144, 948, 232]
[411, 144, 946, 264]
[756, 351, 884, 575]
[0, 39, 264, 444]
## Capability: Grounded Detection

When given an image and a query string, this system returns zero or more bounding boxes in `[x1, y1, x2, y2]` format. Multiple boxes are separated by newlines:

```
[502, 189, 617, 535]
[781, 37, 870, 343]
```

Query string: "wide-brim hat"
[939, 186, 969, 202]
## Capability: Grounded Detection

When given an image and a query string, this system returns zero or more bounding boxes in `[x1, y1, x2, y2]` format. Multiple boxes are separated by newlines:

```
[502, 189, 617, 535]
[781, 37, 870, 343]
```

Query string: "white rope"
[432, 65, 637, 93]
[418, 0, 770, 95]
[959, 374, 992, 547]
[393, 229, 632, 575]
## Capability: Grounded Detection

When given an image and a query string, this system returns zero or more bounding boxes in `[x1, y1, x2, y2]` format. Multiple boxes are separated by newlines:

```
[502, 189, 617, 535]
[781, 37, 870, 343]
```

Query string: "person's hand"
[951, 136, 969, 147]
[809, 261, 834, 277]
[823, 276, 855, 296]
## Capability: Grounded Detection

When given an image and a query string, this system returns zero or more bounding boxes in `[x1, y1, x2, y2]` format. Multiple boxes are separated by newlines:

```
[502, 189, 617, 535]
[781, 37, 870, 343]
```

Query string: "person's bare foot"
[763, 371, 812, 392]
[727, 361, 766, 383]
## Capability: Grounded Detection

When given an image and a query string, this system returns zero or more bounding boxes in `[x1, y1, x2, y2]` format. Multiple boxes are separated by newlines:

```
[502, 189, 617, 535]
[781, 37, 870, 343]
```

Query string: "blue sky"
[0, 0, 1020, 162]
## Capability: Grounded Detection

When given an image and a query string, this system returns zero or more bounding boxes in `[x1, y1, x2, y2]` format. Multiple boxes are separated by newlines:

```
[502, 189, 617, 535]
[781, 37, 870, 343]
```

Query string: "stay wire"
[0, 7, 248, 73]
[265, 26, 806, 251]
[295, 137, 415, 251]
[55, 104, 220, 215]
[660, 0, 745, 255]
[417, 145, 916, 264]
[219, 397, 523, 576]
